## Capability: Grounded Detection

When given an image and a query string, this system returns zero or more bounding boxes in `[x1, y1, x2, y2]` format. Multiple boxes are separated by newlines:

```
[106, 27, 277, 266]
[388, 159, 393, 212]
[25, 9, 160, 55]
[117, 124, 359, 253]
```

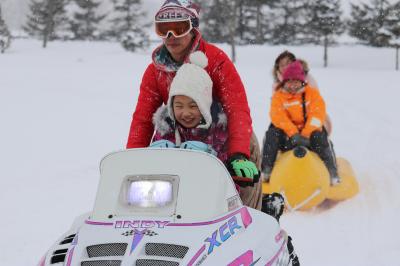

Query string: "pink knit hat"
[155, 0, 201, 28]
[281, 61, 305, 83]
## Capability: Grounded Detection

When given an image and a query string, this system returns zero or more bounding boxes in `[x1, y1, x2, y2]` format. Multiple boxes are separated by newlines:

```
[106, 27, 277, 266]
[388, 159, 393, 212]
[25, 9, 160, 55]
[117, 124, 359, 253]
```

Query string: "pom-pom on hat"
[281, 60, 306, 83]
[155, 0, 201, 28]
[168, 51, 213, 129]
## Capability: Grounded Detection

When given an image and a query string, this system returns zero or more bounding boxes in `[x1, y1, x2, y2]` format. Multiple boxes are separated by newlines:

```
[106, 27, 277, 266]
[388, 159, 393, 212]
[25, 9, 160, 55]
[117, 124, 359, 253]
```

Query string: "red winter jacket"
[126, 30, 252, 157]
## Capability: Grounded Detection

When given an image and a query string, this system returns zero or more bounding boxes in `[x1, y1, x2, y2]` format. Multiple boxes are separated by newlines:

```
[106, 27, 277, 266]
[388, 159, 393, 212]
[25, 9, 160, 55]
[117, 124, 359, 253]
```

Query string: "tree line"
[0, 0, 399, 69]
[200, 0, 400, 68]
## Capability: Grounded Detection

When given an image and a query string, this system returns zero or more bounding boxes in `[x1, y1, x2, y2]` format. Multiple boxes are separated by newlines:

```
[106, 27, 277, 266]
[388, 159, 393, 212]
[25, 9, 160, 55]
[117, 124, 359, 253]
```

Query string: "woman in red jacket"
[126, 0, 258, 181]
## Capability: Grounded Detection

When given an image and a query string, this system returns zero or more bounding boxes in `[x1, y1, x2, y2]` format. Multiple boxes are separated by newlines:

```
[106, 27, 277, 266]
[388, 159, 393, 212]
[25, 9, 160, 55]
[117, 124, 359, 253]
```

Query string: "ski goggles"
[155, 18, 193, 38]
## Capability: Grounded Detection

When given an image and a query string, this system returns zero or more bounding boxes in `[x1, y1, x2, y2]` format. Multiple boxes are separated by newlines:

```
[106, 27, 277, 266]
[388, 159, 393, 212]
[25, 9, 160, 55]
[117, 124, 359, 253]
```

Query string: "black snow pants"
[261, 124, 338, 177]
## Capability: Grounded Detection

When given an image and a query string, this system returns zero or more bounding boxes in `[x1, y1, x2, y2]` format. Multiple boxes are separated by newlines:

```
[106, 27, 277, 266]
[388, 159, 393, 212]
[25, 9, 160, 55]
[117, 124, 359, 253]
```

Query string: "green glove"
[228, 154, 259, 180]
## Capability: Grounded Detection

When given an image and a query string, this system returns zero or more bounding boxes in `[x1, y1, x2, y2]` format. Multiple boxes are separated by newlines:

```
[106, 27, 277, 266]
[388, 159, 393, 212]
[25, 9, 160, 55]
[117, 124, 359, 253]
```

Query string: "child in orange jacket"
[271, 50, 332, 135]
[261, 60, 340, 186]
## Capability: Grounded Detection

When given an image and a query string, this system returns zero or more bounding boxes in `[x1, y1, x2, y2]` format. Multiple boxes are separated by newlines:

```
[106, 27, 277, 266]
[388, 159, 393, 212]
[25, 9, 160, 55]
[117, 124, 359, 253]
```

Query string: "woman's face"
[173, 95, 203, 128]
[163, 32, 194, 63]
[278, 56, 294, 75]
[283, 80, 304, 94]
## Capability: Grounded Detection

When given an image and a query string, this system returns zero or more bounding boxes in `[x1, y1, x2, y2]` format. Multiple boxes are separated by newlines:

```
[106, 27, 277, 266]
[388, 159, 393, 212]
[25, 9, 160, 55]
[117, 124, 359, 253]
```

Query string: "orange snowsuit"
[270, 85, 326, 138]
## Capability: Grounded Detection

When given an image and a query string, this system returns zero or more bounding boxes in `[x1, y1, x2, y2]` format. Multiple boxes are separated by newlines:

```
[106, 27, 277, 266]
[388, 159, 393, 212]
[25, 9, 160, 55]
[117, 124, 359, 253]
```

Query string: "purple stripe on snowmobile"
[186, 245, 206, 266]
[168, 207, 252, 228]
[265, 236, 286, 266]
[85, 220, 114, 226]
[65, 246, 75, 266]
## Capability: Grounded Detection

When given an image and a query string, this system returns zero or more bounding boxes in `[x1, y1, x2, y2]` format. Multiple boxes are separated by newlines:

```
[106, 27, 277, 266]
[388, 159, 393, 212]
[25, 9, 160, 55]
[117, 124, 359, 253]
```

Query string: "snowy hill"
[0, 39, 399, 265]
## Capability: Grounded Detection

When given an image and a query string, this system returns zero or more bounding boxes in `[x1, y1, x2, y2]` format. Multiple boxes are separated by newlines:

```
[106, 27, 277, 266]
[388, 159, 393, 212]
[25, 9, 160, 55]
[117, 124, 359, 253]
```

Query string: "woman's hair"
[272, 50, 296, 82]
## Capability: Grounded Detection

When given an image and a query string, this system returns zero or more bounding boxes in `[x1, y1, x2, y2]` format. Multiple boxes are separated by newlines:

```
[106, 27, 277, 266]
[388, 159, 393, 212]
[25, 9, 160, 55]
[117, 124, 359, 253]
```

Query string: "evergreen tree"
[304, 0, 345, 67]
[202, 0, 273, 45]
[201, 0, 240, 61]
[109, 0, 150, 51]
[0, 5, 11, 53]
[201, 0, 231, 43]
[253, 0, 272, 44]
[68, 0, 106, 40]
[23, 0, 67, 48]
[236, 0, 271, 44]
[266, 0, 309, 45]
[348, 0, 392, 47]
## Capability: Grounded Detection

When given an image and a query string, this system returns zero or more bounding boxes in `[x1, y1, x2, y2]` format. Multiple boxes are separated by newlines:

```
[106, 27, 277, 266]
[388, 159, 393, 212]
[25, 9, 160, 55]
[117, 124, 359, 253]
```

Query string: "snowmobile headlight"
[120, 175, 179, 213]
[128, 180, 173, 207]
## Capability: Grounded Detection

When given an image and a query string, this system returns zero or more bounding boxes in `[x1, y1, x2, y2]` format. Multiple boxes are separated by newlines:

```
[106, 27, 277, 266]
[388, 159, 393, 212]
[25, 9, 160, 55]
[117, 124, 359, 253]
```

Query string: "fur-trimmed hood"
[152, 104, 227, 137]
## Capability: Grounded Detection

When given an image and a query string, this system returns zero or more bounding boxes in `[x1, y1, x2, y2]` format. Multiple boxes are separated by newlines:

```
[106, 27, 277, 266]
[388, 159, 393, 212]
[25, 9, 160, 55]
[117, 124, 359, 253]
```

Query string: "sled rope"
[281, 188, 321, 211]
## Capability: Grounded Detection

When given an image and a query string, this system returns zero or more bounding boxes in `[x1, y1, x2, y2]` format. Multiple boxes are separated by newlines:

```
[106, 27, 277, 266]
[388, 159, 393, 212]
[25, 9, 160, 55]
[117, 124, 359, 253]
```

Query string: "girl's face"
[278, 56, 294, 75]
[173, 95, 203, 128]
[283, 80, 304, 94]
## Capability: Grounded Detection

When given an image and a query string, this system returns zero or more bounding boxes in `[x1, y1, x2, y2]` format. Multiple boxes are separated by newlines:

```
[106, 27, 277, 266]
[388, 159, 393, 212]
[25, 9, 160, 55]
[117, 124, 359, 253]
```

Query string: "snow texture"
[0, 39, 399, 265]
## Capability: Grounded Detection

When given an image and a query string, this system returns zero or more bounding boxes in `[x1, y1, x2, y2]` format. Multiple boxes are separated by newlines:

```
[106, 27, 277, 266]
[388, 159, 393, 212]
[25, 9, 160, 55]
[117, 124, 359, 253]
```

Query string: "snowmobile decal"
[114, 220, 170, 229]
[227, 250, 255, 266]
[130, 229, 147, 255]
[188, 210, 251, 265]
[122, 229, 158, 237]
[179, 207, 253, 265]
[205, 216, 242, 255]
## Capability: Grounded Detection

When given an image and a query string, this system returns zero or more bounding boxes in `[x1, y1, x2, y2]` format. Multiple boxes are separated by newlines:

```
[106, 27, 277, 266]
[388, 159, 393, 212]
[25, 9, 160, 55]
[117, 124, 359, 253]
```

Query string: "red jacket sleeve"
[126, 64, 163, 148]
[209, 50, 252, 158]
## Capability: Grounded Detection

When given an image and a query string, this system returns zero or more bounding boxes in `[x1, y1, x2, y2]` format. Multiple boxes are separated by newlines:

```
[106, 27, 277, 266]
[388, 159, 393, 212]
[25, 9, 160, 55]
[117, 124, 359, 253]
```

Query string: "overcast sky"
[0, 0, 386, 30]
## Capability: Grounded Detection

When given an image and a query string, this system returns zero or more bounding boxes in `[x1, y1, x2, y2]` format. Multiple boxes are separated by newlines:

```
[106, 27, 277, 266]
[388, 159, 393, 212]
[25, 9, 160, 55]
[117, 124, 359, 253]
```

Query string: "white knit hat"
[168, 51, 213, 129]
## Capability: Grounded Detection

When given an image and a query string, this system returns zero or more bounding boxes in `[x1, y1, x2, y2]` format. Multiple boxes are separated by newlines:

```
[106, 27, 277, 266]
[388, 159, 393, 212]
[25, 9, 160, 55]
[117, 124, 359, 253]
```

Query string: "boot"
[261, 193, 284, 221]
[330, 173, 341, 186]
[327, 165, 341, 186]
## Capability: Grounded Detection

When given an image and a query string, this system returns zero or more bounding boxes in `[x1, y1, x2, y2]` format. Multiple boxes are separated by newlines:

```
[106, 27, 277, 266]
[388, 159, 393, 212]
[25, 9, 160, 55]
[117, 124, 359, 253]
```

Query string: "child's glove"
[149, 139, 176, 148]
[227, 154, 260, 187]
[180, 141, 218, 156]
[289, 133, 310, 147]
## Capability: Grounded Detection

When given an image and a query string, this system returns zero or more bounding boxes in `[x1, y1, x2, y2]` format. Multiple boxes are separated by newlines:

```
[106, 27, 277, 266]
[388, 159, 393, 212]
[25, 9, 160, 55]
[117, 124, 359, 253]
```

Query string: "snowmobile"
[262, 146, 359, 211]
[38, 148, 296, 266]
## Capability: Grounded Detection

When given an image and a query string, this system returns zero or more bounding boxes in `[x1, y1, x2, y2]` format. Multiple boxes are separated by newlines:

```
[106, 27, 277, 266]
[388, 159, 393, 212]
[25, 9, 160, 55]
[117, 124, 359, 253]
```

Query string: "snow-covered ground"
[0, 39, 399, 265]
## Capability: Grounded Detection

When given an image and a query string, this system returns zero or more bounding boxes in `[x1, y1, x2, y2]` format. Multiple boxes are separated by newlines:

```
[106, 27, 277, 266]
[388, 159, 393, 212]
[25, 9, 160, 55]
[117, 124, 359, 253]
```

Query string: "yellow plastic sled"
[262, 146, 359, 211]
